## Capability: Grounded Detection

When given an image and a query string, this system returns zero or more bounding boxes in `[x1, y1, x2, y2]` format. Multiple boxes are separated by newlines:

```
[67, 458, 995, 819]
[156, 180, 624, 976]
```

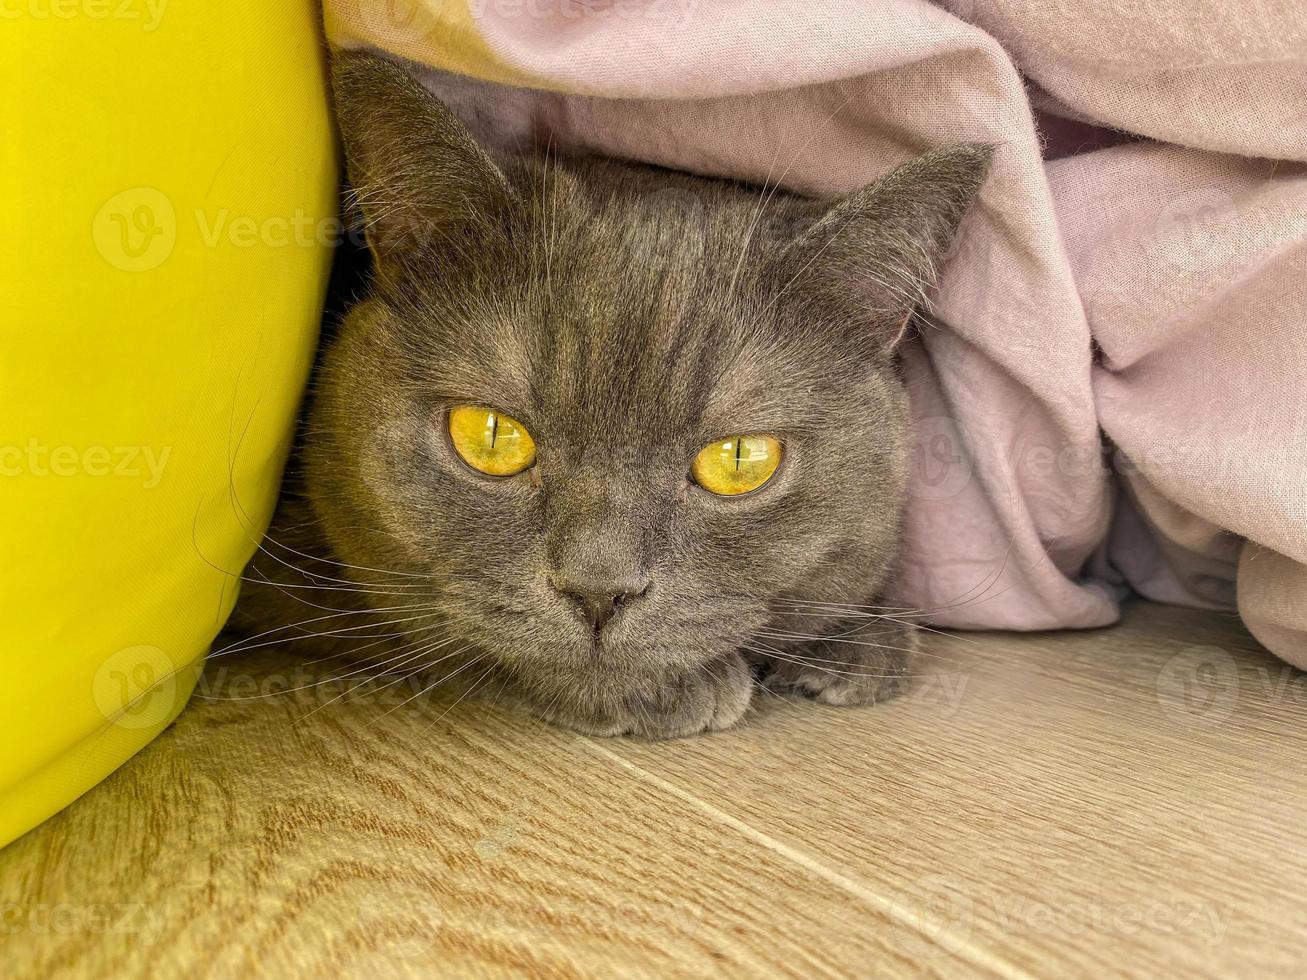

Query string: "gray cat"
[228, 51, 991, 739]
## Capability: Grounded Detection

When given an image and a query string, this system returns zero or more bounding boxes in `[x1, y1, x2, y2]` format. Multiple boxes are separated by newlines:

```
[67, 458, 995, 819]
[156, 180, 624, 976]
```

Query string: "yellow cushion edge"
[0, 655, 202, 848]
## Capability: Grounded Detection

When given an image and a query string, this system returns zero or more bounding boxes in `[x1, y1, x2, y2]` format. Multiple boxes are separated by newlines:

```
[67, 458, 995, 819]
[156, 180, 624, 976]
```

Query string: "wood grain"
[3, 601, 1305, 978]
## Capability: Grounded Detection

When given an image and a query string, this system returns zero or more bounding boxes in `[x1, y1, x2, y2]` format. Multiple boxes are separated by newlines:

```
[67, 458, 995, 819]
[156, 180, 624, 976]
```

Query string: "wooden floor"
[4, 602, 1306, 978]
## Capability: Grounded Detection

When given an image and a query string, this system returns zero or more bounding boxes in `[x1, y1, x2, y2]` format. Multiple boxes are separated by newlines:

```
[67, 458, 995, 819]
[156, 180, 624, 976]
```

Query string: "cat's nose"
[552, 576, 650, 632]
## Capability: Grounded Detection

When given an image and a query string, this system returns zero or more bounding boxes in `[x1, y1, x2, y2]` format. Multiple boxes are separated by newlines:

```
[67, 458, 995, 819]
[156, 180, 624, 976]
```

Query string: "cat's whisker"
[421, 661, 498, 734]
[269, 602, 478, 669]
[728, 87, 863, 302]
[705, 584, 927, 616]
[747, 639, 927, 675]
[727, 137, 787, 299]
[198, 638, 448, 702]
[395, 653, 492, 732]
[209, 603, 440, 658]
[545, 131, 561, 306]
[765, 603, 930, 626]
[212, 626, 414, 662]
[256, 531, 432, 582]
[767, 602, 920, 617]
[778, 611, 979, 647]
[692, 589, 976, 654]
[246, 541, 436, 589]
[758, 545, 1016, 624]
[749, 674, 798, 704]
[220, 409, 435, 588]
[257, 546, 435, 588]
[332, 626, 469, 675]
[211, 607, 447, 660]
[766, 606, 970, 643]
[296, 638, 476, 721]
[365, 645, 481, 726]
[249, 583, 403, 617]
[368, 640, 486, 716]
[218, 528, 434, 594]
[747, 644, 943, 683]
[283, 625, 435, 673]
[702, 590, 968, 646]
[757, 630, 926, 657]
[742, 645, 908, 680]
[764, 595, 926, 614]
[237, 561, 442, 598]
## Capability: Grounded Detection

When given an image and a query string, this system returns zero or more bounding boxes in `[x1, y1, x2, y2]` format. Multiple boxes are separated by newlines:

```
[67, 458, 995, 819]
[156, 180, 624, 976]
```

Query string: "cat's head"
[308, 52, 990, 724]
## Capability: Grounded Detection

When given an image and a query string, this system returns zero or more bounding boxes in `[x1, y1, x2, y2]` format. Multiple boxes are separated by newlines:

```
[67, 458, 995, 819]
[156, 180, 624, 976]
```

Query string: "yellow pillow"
[0, 3, 336, 846]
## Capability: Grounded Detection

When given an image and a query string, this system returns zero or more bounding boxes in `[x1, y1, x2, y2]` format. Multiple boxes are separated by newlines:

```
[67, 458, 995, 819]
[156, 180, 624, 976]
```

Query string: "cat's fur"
[228, 52, 992, 738]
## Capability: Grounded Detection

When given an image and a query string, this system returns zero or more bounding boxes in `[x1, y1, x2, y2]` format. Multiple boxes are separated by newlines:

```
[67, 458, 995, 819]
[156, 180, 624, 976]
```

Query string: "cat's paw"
[545, 653, 753, 740]
[625, 653, 753, 739]
[763, 633, 914, 707]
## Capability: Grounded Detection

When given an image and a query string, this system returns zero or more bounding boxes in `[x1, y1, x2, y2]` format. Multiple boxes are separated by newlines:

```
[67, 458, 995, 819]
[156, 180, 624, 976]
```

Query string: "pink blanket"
[326, 0, 1307, 665]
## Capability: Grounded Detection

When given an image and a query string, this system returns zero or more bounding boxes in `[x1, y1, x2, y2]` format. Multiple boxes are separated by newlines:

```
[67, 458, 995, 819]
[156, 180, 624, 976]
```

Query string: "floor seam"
[582, 740, 1034, 980]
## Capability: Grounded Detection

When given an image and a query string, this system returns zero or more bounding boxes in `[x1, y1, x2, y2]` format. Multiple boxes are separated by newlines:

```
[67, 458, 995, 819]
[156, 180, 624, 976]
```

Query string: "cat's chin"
[484, 618, 730, 680]
[499, 652, 754, 740]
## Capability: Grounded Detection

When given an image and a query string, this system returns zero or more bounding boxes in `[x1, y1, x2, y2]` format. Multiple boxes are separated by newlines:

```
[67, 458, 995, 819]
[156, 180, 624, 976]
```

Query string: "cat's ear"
[775, 143, 993, 360]
[331, 51, 515, 288]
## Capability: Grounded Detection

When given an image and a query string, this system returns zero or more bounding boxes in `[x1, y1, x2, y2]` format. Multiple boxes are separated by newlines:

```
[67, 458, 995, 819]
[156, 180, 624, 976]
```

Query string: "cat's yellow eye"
[448, 405, 537, 476]
[692, 434, 783, 496]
